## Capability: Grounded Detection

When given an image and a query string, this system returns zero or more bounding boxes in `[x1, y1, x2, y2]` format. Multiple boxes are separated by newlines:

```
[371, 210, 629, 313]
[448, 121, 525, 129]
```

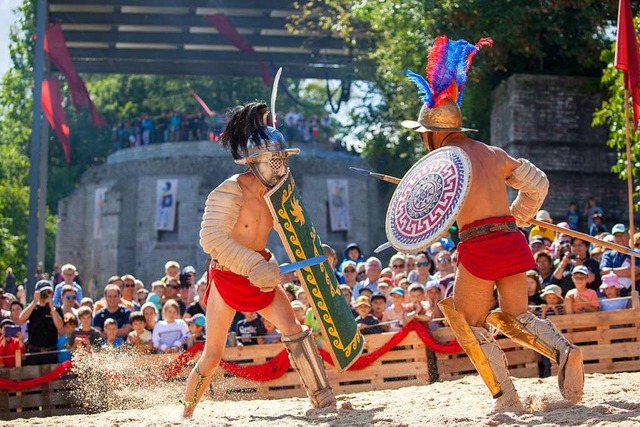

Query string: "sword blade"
[374, 242, 392, 253]
[270, 67, 283, 127]
[348, 167, 401, 184]
[349, 166, 372, 176]
[280, 255, 327, 274]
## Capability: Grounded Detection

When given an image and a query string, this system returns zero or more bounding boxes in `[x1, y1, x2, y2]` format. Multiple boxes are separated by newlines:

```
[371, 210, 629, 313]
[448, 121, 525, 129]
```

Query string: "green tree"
[593, 17, 640, 209]
[294, 0, 634, 179]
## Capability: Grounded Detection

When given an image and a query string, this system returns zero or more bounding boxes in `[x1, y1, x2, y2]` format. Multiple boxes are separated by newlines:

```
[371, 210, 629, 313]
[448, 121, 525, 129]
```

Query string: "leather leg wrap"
[438, 298, 507, 399]
[487, 311, 583, 401]
[282, 326, 336, 408]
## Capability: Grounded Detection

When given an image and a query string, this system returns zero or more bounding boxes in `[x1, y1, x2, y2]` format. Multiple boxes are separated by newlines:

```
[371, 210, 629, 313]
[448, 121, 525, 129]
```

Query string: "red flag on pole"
[616, 0, 640, 129]
[42, 78, 71, 164]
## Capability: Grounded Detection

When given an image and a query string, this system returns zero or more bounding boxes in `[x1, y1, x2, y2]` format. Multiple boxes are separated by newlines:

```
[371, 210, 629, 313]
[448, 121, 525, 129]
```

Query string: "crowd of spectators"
[0, 199, 635, 367]
[111, 108, 344, 152]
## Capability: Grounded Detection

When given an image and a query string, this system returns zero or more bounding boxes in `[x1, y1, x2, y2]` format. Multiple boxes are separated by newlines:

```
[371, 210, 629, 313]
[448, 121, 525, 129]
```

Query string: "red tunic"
[204, 249, 277, 312]
[457, 216, 536, 281]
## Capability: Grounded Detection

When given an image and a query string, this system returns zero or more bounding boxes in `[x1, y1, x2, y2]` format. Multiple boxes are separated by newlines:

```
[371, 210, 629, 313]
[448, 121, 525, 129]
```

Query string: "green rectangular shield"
[265, 171, 364, 371]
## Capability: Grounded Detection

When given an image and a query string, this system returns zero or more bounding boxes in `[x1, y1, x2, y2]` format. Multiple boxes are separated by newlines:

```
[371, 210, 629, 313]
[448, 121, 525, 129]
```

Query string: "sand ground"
[4, 371, 640, 426]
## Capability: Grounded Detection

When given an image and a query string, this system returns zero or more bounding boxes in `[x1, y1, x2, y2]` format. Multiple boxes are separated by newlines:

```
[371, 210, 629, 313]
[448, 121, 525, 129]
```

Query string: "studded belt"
[458, 221, 518, 242]
[210, 260, 230, 272]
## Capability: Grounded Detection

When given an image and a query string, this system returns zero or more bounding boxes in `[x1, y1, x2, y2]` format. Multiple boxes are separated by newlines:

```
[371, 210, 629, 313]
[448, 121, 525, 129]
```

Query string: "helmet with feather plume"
[401, 35, 492, 133]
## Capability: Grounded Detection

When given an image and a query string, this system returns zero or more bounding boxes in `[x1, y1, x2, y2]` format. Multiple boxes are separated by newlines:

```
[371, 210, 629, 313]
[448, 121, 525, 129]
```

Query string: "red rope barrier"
[0, 360, 73, 391]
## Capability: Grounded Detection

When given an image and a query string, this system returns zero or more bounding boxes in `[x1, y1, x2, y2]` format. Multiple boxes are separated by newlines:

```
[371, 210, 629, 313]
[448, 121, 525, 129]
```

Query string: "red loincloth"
[457, 216, 536, 281]
[204, 249, 276, 312]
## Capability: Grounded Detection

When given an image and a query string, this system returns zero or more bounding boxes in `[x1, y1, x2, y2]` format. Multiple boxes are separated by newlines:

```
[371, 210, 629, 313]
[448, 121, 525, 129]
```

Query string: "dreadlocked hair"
[221, 102, 269, 160]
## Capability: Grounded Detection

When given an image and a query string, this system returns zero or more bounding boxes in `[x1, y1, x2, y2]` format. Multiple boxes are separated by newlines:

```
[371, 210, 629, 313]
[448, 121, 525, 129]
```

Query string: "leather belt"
[210, 260, 230, 272]
[458, 221, 518, 242]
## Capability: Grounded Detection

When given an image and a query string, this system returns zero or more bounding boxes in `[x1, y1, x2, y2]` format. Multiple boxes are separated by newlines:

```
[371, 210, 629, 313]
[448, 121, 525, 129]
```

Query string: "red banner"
[206, 14, 271, 85]
[616, 0, 640, 129]
[42, 78, 72, 164]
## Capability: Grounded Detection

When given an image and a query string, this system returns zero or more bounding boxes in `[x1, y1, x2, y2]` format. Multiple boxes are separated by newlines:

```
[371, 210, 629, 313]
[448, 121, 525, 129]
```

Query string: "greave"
[282, 326, 336, 408]
[486, 311, 583, 402]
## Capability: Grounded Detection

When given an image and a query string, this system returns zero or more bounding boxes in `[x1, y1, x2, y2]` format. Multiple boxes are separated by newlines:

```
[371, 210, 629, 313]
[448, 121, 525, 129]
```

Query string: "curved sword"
[270, 67, 283, 127]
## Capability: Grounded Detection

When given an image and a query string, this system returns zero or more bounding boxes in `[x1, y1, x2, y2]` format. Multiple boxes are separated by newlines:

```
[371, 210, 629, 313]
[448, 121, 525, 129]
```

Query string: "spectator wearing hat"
[528, 210, 555, 245]
[19, 280, 63, 365]
[181, 266, 198, 305]
[370, 292, 387, 321]
[376, 277, 392, 304]
[338, 243, 365, 273]
[529, 236, 546, 254]
[341, 261, 359, 290]
[538, 285, 565, 318]
[185, 313, 206, 348]
[407, 252, 433, 286]
[354, 296, 383, 335]
[552, 237, 601, 296]
[0, 318, 25, 368]
[382, 287, 407, 332]
[564, 266, 600, 314]
[589, 213, 608, 237]
[352, 257, 382, 299]
[600, 223, 639, 297]
[52, 264, 83, 307]
[598, 272, 631, 311]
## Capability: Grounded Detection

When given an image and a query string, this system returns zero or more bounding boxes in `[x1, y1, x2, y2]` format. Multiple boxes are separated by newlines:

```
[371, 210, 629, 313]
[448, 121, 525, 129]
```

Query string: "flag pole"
[624, 87, 639, 308]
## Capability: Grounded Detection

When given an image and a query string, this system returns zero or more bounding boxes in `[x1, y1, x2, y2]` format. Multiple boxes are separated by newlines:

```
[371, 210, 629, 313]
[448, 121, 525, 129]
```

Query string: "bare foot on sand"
[559, 347, 584, 403]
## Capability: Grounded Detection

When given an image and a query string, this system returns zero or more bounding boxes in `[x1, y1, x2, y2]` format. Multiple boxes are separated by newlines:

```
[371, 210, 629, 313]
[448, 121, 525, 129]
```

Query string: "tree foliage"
[294, 0, 636, 179]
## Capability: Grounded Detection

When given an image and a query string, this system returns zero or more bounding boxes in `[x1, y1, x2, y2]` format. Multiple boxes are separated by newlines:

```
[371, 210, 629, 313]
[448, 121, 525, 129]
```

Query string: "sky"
[0, 0, 21, 76]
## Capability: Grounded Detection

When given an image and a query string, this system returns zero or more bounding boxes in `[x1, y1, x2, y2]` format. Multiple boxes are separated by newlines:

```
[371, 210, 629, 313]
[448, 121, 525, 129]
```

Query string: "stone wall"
[55, 142, 386, 292]
[491, 74, 631, 227]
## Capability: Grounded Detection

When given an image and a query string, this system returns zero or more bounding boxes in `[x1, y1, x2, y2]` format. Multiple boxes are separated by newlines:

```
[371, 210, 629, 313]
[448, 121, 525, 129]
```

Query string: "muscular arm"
[199, 177, 280, 290]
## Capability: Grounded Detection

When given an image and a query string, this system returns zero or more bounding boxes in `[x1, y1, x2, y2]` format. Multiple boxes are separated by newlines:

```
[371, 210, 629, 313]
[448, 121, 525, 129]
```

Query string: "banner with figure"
[156, 179, 178, 231]
[327, 179, 350, 231]
[93, 187, 107, 239]
[266, 171, 364, 371]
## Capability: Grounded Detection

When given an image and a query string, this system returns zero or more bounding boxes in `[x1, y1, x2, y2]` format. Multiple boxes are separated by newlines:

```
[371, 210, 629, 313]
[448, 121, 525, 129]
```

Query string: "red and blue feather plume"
[405, 35, 492, 108]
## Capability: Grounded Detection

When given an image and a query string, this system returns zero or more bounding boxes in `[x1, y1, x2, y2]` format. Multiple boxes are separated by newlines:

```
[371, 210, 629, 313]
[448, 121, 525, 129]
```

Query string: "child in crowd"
[235, 311, 265, 346]
[141, 302, 158, 332]
[57, 312, 78, 362]
[382, 287, 407, 332]
[423, 281, 444, 330]
[564, 265, 600, 314]
[290, 300, 307, 325]
[79, 297, 94, 312]
[525, 270, 544, 307]
[599, 272, 631, 311]
[152, 300, 188, 353]
[404, 283, 430, 325]
[101, 318, 124, 350]
[370, 292, 387, 321]
[354, 296, 383, 335]
[262, 318, 282, 344]
[0, 319, 25, 368]
[147, 281, 166, 318]
[127, 311, 153, 352]
[538, 285, 565, 318]
[377, 278, 393, 301]
[185, 313, 206, 348]
[71, 306, 102, 351]
[295, 289, 309, 308]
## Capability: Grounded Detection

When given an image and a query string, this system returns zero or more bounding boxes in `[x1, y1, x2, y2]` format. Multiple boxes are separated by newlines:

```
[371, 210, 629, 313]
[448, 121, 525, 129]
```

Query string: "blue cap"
[571, 265, 589, 276]
[390, 287, 405, 297]
[187, 313, 206, 327]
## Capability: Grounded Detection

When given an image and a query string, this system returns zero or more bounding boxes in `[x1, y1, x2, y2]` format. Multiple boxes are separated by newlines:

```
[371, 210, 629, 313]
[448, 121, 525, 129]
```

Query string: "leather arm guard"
[199, 178, 280, 292]
[505, 159, 549, 227]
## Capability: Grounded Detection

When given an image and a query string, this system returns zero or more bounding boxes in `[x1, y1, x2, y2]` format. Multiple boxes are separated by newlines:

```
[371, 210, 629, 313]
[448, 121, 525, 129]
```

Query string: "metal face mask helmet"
[234, 126, 300, 188]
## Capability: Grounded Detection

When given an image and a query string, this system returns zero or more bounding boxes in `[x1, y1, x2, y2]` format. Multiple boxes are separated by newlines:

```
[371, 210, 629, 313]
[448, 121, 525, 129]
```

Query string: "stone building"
[55, 142, 386, 291]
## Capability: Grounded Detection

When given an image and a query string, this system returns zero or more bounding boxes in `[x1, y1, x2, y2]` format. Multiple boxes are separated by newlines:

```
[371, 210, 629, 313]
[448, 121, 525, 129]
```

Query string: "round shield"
[385, 146, 472, 253]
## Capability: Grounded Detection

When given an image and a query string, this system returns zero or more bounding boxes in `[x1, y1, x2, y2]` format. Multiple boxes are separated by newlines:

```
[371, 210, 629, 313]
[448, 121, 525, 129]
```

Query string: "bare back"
[229, 172, 274, 251]
[445, 137, 521, 228]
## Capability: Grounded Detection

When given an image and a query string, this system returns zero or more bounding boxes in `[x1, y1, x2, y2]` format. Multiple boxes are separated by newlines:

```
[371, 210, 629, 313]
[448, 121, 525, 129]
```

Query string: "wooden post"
[624, 89, 640, 309]
[15, 349, 22, 413]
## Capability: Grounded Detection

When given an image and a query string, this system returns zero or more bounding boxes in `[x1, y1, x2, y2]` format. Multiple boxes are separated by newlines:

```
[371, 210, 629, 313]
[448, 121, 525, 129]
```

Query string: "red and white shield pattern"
[385, 147, 471, 252]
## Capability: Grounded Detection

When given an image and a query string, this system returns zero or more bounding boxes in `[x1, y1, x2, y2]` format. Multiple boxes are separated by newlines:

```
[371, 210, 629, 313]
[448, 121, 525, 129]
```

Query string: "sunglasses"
[124, 283, 136, 288]
[392, 264, 405, 269]
[344, 268, 356, 273]
[417, 262, 429, 267]
[437, 258, 451, 263]
[64, 294, 76, 300]
[166, 284, 178, 289]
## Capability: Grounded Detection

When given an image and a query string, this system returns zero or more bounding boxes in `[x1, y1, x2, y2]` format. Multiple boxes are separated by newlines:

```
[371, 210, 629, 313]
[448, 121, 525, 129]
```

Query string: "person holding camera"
[551, 237, 601, 296]
[18, 280, 63, 365]
[0, 318, 26, 368]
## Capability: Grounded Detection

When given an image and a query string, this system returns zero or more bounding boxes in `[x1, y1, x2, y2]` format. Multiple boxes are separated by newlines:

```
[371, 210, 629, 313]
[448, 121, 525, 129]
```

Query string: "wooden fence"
[1, 308, 638, 419]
